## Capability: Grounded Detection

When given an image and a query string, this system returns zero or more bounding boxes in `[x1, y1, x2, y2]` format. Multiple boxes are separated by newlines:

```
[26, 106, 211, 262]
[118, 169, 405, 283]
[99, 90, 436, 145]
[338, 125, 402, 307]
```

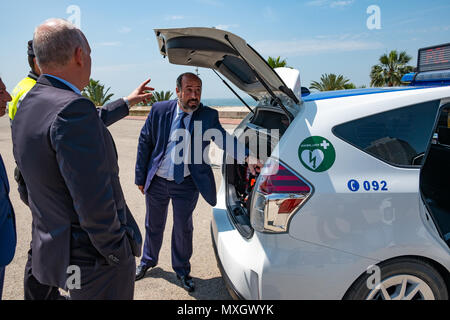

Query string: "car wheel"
[344, 257, 448, 300]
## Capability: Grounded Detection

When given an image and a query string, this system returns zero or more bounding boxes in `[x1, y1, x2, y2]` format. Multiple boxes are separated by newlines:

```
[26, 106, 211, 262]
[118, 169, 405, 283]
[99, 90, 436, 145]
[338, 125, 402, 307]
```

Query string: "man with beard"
[135, 72, 261, 292]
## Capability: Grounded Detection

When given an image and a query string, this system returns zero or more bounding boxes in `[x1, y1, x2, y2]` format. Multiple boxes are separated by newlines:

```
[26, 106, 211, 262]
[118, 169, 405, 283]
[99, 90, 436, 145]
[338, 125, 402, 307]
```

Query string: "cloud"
[306, 0, 354, 8]
[95, 42, 122, 47]
[253, 38, 383, 57]
[195, 0, 223, 6]
[165, 15, 185, 21]
[118, 26, 132, 34]
[93, 63, 150, 73]
[330, 0, 354, 8]
[404, 24, 450, 34]
[306, 0, 328, 6]
[214, 24, 239, 31]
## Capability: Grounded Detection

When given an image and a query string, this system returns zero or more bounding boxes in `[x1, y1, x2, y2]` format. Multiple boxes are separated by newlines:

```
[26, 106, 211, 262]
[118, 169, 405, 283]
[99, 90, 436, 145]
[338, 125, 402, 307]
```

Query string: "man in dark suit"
[135, 72, 261, 292]
[12, 18, 153, 300]
[0, 77, 16, 300]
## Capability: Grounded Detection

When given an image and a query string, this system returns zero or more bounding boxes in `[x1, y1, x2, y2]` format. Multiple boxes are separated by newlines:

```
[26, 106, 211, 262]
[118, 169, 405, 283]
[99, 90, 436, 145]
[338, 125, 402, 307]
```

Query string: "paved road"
[0, 115, 235, 300]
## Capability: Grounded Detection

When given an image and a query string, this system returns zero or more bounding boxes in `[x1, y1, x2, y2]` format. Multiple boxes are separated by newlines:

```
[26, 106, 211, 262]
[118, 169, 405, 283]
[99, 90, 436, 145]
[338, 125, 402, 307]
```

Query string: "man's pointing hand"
[127, 78, 154, 107]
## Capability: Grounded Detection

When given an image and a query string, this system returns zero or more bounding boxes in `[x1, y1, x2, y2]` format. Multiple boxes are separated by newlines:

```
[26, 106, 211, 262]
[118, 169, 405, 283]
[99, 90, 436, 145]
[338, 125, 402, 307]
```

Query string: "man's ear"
[33, 58, 41, 75]
[74, 47, 84, 66]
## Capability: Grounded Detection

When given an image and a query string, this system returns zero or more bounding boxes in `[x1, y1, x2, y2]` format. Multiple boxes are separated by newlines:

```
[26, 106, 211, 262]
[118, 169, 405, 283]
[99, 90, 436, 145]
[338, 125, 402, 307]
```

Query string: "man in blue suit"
[135, 72, 261, 292]
[0, 77, 16, 300]
[12, 19, 152, 300]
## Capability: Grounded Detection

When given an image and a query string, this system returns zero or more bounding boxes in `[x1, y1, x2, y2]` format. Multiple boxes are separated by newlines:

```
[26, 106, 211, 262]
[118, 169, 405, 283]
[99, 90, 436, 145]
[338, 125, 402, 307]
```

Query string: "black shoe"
[135, 265, 151, 281]
[177, 274, 195, 292]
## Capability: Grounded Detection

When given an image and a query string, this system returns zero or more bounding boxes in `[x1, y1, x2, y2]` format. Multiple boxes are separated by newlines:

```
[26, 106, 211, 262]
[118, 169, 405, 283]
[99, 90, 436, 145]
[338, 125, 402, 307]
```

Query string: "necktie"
[174, 112, 189, 184]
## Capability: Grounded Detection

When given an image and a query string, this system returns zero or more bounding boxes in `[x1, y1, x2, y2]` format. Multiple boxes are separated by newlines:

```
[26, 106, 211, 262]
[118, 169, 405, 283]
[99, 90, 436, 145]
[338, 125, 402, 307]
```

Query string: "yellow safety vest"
[8, 76, 37, 121]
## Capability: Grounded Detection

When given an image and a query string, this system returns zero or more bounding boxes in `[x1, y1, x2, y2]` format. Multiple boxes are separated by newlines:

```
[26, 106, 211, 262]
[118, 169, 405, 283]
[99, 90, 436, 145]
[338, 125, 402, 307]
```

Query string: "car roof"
[302, 86, 442, 102]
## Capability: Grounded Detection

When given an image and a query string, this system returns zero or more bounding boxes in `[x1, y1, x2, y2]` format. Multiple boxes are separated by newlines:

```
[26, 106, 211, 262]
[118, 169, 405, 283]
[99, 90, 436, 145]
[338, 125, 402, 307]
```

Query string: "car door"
[421, 102, 450, 248]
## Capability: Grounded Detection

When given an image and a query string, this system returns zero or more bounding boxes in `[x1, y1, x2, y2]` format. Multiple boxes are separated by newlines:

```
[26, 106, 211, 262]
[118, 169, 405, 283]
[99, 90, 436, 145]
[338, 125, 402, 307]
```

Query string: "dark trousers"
[141, 176, 200, 277]
[24, 246, 62, 300]
[68, 254, 136, 300]
[25, 242, 135, 300]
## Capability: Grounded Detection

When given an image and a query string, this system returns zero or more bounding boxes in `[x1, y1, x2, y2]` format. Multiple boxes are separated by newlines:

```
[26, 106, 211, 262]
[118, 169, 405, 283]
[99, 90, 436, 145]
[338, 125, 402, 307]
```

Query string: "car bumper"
[211, 206, 265, 300]
[211, 205, 380, 300]
[210, 224, 245, 300]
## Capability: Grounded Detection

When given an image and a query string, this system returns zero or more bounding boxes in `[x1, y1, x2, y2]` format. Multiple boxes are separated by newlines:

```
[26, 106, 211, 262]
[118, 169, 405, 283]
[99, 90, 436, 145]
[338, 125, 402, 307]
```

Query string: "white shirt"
[156, 103, 193, 181]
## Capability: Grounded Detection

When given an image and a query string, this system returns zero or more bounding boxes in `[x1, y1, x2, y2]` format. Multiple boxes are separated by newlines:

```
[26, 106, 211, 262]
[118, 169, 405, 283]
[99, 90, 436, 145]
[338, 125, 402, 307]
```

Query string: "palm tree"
[152, 90, 173, 102]
[310, 73, 352, 91]
[370, 50, 414, 87]
[137, 90, 174, 106]
[82, 79, 114, 106]
[267, 56, 290, 69]
[344, 83, 357, 90]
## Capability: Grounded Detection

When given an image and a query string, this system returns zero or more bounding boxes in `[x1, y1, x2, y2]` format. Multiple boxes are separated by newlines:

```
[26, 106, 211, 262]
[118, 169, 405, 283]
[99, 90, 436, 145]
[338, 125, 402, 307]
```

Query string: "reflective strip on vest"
[8, 77, 37, 120]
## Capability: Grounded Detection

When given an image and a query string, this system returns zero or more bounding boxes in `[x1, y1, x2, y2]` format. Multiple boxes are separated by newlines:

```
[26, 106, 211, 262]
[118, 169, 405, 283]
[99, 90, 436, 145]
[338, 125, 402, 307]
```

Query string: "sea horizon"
[202, 97, 257, 107]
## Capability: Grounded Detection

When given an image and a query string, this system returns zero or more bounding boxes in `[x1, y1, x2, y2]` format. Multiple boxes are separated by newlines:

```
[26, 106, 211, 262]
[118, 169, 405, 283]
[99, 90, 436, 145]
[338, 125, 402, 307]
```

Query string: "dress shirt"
[44, 74, 81, 95]
[44, 75, 131, 108]
[156, 103, 193, 181]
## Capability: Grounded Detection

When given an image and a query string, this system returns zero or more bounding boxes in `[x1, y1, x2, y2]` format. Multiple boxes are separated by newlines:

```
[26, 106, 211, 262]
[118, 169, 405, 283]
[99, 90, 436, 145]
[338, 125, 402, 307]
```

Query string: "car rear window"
[333, 100, 441, 167]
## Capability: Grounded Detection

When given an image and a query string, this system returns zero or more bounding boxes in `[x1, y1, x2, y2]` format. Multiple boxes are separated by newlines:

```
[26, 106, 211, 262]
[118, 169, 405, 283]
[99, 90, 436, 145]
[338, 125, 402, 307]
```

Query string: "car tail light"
[250, 158, 312, 233]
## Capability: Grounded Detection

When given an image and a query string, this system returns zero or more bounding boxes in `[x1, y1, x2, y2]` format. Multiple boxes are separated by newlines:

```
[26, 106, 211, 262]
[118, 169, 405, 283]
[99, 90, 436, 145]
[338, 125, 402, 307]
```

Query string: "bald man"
[12, 18, 152, 300]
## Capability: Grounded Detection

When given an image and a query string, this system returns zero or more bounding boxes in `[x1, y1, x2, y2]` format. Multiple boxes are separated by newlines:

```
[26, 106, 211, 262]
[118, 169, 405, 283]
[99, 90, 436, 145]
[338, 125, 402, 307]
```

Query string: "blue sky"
[1, 0, 449, 100]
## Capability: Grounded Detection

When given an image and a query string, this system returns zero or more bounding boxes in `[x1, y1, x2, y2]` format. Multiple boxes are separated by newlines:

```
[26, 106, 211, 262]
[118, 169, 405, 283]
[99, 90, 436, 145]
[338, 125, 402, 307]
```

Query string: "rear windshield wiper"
[224, 34, 293, 122]
[212, 69, 255, 114]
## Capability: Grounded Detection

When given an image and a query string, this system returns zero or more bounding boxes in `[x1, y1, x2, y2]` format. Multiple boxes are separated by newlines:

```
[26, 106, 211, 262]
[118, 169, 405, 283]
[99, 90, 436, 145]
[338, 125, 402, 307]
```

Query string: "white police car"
[155, 28, 450, 300]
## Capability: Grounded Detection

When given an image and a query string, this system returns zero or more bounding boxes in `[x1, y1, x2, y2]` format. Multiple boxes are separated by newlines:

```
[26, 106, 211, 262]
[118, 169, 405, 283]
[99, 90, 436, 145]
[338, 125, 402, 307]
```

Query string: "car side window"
[333, 100, 441, 167]
[433, 104, 450, 147]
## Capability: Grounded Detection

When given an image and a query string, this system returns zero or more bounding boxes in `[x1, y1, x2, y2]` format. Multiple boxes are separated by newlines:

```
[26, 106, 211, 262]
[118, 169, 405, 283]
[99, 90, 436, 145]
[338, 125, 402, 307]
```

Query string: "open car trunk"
[153, 27, 304, 238]
[421, 104, 450, 247]
[224, 106, 291, 238]
[154, 27, 302, 120]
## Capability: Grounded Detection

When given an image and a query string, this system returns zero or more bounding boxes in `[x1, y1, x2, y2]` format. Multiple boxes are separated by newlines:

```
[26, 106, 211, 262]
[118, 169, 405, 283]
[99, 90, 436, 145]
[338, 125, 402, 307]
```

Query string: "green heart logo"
[301, 149, 324, 170]
[298, 136, 336, 172]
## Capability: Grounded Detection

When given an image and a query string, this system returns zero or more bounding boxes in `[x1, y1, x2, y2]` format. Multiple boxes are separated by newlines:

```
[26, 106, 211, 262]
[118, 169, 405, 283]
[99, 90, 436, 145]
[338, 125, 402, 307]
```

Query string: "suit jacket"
[135, 100, 249, 206]
[0, 154, 16, 267]
[12, 75, 142, 289]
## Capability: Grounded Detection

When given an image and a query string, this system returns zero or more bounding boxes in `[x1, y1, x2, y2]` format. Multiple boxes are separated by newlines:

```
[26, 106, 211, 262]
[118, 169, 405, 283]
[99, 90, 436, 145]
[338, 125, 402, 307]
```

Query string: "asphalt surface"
[0, 114, 236, 300]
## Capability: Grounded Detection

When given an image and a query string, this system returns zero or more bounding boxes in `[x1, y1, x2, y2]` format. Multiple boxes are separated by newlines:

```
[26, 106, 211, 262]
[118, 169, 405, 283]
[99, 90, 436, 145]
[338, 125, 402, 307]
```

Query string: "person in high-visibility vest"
[7, 40, 41, 124]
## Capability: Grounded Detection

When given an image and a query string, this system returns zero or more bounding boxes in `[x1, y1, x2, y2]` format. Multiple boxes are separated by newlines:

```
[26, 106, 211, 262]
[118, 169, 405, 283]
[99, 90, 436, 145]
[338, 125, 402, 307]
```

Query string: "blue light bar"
[406, 69, 450, 86]
[415, 69, 450, 82]
[401, 73, 416, 84]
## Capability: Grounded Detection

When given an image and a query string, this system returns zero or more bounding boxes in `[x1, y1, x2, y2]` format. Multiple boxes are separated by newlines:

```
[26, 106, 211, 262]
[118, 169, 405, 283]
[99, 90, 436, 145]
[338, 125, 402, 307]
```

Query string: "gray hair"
[33, 18, 88, 69]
